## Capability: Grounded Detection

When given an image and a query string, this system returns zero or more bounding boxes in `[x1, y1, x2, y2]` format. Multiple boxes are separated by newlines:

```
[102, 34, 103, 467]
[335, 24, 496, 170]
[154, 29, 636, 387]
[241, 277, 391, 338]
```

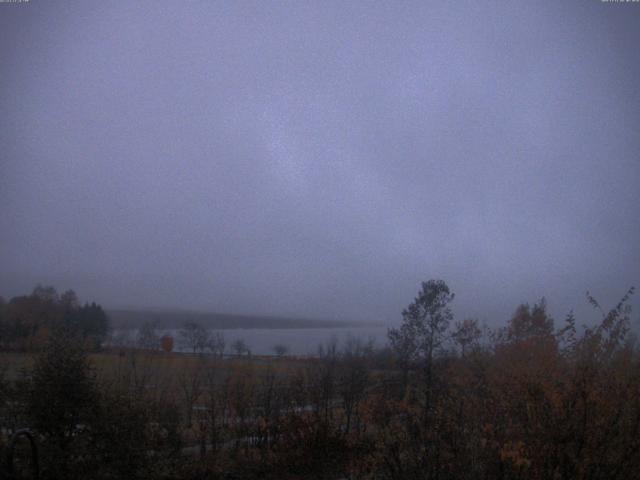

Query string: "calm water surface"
[117, 327, 389, 355]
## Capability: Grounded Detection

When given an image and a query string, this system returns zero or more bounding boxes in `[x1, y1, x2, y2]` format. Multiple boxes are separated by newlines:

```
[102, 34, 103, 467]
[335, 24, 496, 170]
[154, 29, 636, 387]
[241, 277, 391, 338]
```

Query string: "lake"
[115, 326, 390, 356]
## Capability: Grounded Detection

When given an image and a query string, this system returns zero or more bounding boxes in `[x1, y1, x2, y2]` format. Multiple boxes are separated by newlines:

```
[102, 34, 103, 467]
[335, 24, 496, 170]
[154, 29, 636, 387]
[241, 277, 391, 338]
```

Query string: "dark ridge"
[107, 309, 375, 330]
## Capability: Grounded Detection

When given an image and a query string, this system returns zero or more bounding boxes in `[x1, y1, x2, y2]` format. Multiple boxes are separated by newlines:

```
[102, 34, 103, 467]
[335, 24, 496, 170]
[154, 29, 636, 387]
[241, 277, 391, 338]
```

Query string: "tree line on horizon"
[0, 285, 286, 357]
[0, 285, 109, 351]
[0, 279, 638, 479]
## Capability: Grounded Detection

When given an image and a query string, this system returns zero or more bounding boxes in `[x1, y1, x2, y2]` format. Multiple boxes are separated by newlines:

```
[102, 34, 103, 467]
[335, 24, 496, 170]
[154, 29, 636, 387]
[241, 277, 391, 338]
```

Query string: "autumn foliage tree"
[371, 283, 639, 480]
[0, 286, 109, 351]
[2, 280, 638, 480]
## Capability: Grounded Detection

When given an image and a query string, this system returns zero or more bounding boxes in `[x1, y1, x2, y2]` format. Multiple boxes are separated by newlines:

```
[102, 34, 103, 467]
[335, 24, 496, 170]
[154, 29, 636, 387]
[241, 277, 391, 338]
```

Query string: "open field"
[2, 287, 639, 479]
[1, 349, 312, 388]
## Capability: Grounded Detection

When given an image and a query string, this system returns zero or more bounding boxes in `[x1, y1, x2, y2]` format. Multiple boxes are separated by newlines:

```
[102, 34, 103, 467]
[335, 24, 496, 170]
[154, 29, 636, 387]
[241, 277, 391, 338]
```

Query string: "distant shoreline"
[107, 309, 382, 330]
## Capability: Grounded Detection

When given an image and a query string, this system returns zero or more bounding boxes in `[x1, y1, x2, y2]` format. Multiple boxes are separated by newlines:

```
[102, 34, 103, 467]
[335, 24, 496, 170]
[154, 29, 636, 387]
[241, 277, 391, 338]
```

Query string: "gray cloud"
[1, 0, 638, 325]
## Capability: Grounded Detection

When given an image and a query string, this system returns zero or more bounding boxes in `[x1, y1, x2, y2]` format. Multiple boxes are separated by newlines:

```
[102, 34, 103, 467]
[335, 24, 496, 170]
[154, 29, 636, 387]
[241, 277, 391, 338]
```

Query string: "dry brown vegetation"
[1, 281, 639, 479]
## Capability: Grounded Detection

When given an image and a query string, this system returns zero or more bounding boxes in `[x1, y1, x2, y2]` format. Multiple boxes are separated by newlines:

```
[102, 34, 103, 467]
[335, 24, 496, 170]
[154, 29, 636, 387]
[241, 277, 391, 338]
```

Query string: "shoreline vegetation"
[1, 281, 638, 480]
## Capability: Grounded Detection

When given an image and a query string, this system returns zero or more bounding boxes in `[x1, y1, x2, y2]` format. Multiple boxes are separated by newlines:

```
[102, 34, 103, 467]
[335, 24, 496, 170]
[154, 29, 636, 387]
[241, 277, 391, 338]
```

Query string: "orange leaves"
[160, 334, 174, 353]
[500, 441, 531, 469]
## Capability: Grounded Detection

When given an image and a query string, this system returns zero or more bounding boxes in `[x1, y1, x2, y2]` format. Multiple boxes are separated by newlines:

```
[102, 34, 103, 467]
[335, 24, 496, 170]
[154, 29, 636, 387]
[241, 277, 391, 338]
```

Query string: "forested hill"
[108, 309, 371, 330]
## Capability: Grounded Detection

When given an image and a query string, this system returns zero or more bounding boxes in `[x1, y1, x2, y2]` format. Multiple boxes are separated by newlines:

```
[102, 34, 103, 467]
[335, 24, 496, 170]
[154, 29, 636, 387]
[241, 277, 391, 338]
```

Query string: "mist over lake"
[1, 1, 639, 478]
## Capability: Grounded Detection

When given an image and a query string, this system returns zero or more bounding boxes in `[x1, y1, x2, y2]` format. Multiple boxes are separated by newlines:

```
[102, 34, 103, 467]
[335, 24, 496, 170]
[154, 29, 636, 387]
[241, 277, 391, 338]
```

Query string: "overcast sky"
[1, 1, 638, 325]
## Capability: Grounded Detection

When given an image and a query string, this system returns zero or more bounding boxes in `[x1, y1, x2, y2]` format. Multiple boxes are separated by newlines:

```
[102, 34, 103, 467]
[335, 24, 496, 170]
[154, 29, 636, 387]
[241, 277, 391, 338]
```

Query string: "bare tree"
[177, 357, 205, 428]
[227, 364, 255, 454]
[308, 339, 339, 429]
[202, 364, 229, 456]
[231, 338, 249, 357]
[179, 320, 210, 354]
[136, 320, 159, 351]
[207, 331, 226, 357]
[339, 337, 371, 434]
[272, 344, 289, 357]
[255, 367, 285, 447]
